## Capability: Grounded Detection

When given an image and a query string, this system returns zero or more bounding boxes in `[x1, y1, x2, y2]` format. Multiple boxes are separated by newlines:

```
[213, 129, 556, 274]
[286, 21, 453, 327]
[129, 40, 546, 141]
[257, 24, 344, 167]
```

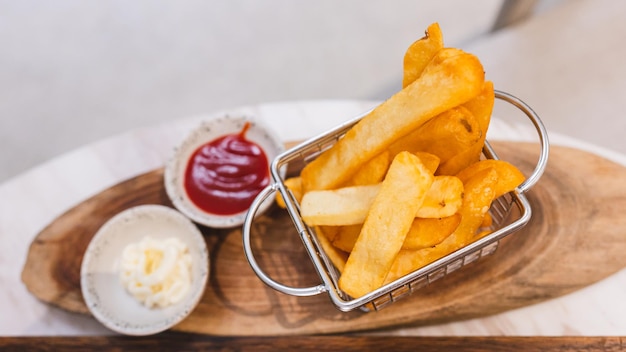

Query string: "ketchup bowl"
[165, 115, 284, 228]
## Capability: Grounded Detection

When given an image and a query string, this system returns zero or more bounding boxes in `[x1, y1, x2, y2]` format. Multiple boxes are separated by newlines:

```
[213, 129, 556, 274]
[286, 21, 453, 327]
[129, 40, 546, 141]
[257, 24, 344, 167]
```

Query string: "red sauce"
[183, 122, 270, 216]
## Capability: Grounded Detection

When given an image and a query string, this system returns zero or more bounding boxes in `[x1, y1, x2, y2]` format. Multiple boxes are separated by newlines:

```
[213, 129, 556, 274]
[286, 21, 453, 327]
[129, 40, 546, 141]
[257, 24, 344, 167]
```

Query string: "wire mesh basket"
[243, 90, 550, 312]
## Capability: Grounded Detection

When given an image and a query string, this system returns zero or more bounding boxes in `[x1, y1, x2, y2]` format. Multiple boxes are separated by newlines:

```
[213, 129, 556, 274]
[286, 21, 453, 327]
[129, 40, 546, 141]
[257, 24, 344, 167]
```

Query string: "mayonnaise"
[119, 236, 192, 308]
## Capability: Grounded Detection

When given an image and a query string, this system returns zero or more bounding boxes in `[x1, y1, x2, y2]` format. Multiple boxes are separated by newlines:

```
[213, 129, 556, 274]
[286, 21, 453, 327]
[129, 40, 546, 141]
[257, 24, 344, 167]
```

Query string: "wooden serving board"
[21, 142, 626, 336]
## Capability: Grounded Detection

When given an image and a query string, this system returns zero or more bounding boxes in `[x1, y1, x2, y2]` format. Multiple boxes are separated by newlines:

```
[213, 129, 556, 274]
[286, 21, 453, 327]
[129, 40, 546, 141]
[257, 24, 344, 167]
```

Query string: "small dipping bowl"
[164, 115, 284, 228]
[80, 204, 209, 335]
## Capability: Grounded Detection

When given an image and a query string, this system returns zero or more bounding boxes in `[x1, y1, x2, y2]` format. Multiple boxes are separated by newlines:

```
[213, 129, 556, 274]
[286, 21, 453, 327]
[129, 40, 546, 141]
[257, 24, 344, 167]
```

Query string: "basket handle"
[495, 90, 549, 193]
[242, 184, 327, 297]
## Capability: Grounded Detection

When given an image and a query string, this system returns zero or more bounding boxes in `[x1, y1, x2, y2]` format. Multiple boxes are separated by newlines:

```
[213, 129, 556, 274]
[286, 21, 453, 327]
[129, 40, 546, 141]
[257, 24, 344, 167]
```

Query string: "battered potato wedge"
[300, 48, 485, 192]
[339, 152, 433, 298]
[402, 214, 461, 250]
[456, 159, 525, 198]
[388, 106, 481, 163]
[402, 22, 444, 88]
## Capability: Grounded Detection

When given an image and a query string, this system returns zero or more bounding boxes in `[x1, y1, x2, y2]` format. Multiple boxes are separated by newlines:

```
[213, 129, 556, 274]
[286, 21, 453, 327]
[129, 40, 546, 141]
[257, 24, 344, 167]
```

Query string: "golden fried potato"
[384, 168, 498, 283]
[300, 184, 380, 226]
[402, 22, 444, 88]
[315, 226, 348, 273]
[413, 152, 441, 174]
[300, 176, 463, 226]
[437, 81, 495, 176]
[416, 175, 464, 218]
[275, 177, 303, 209]
[331, 224, 362, 253]
[456, 159, 525, 198]
[339, 152, 433, 298]
[388, 106, 481, 163]
[300, 47, 485, 192]
[402, 214, 461, 250]
[454, 167, 498, 245]
[344, 150, 391, 186]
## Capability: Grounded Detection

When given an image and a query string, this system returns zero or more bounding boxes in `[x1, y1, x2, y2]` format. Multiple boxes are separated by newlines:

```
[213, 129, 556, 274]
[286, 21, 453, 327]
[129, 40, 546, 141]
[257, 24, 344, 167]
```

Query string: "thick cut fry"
[300, 48, 485, 192]
[463, 80, 494, 133]
[339, 152, 433, 298]
[402, 214, 461, 250]
[300, 176, 463, 226]
[300, 184, 380, 226]
[388, 106, 481, 163]
[413, 152, 440, 174]
[332, 224, 362, 252]
[384, 168, 498, 283]
[456, 159, 525, 198]
[344, 150, 391, 186]
[384, 247, 447, 284]
[318, 225, 340, 242]
[315, 226, 348, 273]
[437, 81, 495, 176]
[454, 167, 498, 245]
[402, 22, 444, 88]
[416, 175, 464, 218]
[276, 177, 303, 209]
[481, 212, 493, 229]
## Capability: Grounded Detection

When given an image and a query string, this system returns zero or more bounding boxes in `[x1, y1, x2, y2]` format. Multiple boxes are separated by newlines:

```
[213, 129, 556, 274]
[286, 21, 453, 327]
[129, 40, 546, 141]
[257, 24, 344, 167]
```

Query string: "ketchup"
[183, 122, 270, 216]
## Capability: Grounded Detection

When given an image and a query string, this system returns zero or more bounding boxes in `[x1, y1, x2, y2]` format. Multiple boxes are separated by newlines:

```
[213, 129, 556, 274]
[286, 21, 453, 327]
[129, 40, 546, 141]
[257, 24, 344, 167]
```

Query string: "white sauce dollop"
[119, 236, 192, 309]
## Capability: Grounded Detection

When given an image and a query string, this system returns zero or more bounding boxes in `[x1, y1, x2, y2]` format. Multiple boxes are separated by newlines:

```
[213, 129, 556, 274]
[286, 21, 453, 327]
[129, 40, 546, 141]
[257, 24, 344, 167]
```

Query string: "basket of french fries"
[243, 23, 549, 312]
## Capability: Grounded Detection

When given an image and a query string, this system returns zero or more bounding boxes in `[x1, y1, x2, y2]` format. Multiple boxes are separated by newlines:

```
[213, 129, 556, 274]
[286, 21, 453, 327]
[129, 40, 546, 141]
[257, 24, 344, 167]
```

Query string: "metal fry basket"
[243, 91, 550, 312]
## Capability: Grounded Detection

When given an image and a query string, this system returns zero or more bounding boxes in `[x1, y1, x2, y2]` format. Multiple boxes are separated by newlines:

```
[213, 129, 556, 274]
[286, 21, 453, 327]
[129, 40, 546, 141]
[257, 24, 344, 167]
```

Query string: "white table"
[1, 100, 626, 336]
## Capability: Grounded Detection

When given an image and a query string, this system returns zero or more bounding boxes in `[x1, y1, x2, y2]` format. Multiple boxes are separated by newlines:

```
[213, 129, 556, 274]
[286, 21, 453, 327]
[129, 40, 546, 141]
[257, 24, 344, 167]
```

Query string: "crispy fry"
[275, 177, 303, 209]
[339, 152, 433, 298]
[437, 81, 495, 176]
[300, 48, 485, 192]
[315, 226, 348, 273]
[384, 168, 498, 283]
[332, 224, 362, 253]
[388, 106, 481, 163]
[300, 176, 463, 226]
[402, 214, 461, 250]
[454, 167, 498, 245]
[344, 150, 391, 186]
[416, 175, 464, 218]
[402, 22, 444, 88]
[413, 152, 441, 174]
[300, 184, 380, 226]
[456, 159, 525, 198]
[481, 212, 493, 229]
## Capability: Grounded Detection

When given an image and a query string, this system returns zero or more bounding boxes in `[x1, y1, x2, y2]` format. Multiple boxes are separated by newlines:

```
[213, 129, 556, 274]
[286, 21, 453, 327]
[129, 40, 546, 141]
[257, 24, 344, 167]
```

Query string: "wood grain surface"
[21, 142, 626, 336]
[2, 335, 625, 352]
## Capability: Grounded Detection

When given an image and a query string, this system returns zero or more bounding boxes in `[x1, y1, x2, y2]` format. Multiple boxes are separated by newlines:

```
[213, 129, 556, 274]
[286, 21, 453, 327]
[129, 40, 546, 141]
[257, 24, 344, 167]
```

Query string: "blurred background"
[3, 0, 623, 184]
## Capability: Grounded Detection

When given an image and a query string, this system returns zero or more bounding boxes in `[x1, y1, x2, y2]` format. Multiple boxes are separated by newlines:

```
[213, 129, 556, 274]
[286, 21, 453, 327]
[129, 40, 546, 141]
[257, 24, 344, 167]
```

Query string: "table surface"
[1, 99, 626, 337]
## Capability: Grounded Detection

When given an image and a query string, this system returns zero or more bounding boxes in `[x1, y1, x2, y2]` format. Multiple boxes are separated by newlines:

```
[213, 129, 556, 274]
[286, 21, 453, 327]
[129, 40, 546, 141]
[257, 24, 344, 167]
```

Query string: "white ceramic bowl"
[80, 204, 209, 336]
[164, 115, 284, 228]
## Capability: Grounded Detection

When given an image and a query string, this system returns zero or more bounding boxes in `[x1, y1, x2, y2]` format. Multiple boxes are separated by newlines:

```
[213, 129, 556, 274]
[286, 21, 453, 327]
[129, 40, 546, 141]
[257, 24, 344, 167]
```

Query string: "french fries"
[285, 23, 526, 299]
[339, 152, 433, 298]
[300, 47, 485, 192]
[388, 106, 481, 163]
[402, 22, 444, 88]
[300, 175, 464, 226]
